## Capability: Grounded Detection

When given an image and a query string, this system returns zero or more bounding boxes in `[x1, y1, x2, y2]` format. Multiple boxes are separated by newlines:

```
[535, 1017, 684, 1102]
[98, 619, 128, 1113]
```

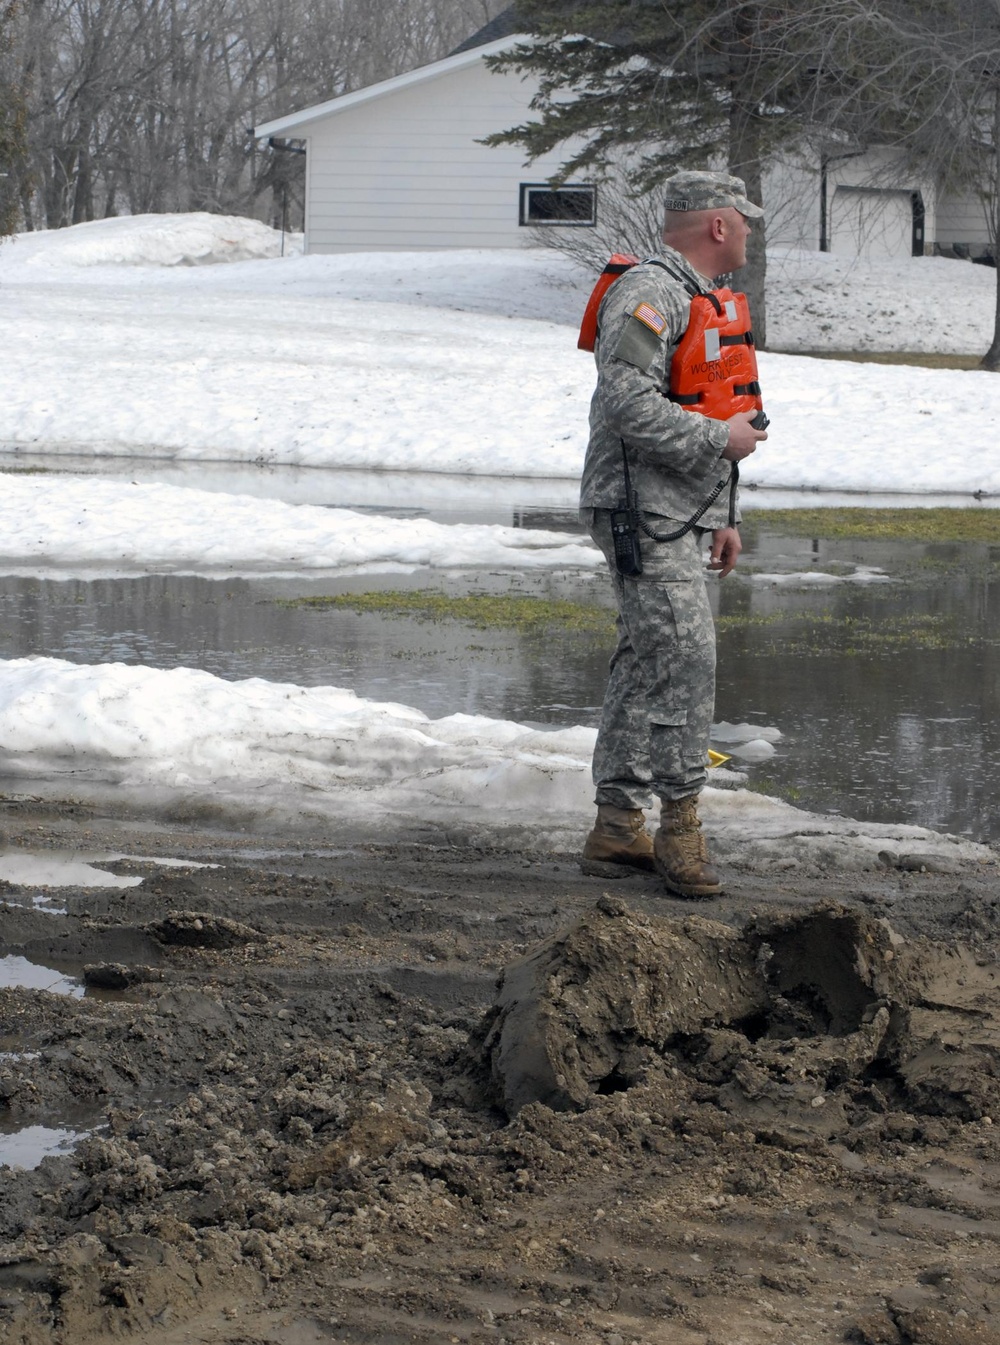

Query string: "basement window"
[519, 183, 597, 227]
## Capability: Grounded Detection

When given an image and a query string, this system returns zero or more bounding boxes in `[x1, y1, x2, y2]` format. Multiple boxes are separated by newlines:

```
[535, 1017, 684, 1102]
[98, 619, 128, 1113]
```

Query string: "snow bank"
[0, 476, 599, 577]
[757, 351, 1000, 494]
[0, 657, 596, 838]
[2, 213, 300, 270]
[0, 656, 989, 866]
[769, 246, 997, 354]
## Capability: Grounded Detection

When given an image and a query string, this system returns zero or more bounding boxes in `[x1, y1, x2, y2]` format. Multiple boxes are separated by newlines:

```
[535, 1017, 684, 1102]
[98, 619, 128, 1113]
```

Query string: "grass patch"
[282, 590, 615, 634]
[743, 776, 803, 802]
[293, 589, 982, 654]
[744, 507, 1000, 543]
[719, 609, 973, 655]
[716, 610, 806, 632]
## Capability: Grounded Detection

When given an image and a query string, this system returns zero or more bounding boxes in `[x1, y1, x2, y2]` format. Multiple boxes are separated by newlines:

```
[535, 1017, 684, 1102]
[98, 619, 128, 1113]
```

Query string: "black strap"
[620, 439, 736, 545]
[733, 381, 761, 397]
[643, 258, 719, 307]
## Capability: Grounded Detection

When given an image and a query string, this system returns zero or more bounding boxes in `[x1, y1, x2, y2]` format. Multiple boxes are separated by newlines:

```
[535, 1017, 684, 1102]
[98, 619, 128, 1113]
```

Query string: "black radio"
[611, 504, 643, 576]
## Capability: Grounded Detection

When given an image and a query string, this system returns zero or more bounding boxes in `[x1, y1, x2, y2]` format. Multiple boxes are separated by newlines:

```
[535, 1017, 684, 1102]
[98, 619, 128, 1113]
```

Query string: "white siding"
[285, 52, 987, 259]
[763, 154, 821, 250]
[830, 187, 913, 260]
[825, 149, 934, 260]
[934, 188, 991, 251]
[303, 62, 589, 252]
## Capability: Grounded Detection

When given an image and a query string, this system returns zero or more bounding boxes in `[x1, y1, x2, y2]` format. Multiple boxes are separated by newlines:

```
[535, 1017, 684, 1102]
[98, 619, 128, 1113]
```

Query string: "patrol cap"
[662, 170, 764, 219]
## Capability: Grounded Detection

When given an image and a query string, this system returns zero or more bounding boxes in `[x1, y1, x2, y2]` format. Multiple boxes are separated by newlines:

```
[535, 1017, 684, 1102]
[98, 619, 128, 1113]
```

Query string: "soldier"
[580, 170, 768, 898]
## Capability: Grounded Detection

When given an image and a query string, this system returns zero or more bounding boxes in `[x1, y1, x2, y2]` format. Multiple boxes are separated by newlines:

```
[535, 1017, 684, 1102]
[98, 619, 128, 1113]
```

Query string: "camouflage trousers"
[587, 508, 716, 809]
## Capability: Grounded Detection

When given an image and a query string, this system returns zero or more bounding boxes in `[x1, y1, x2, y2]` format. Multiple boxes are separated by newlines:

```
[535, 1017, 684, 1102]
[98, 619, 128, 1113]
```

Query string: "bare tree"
[10, 0, 508, 231]
[775, 0, 1000, 367]
[0, 0, 27, 237]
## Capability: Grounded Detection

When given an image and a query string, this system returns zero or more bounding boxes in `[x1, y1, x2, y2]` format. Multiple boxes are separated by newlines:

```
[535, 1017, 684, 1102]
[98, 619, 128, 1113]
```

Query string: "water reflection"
[0, 524, 995, 843]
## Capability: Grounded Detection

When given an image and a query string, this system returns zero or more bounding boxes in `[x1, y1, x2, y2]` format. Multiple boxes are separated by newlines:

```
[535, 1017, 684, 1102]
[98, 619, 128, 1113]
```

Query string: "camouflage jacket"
[579, 246, 739, 529]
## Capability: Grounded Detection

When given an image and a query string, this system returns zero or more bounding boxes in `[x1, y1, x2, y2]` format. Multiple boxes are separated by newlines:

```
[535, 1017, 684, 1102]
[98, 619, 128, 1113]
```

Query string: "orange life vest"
[578, 257, 763, 422]
[577, 253, 639, 352]
[669, 287, 762, 422]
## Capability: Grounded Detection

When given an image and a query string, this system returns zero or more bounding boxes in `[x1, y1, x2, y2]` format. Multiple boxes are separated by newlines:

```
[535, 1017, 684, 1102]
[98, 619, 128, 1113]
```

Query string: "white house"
[820, 147, 990, 263]
[254, 18, 993, 263]
[253, 30, 600, 253]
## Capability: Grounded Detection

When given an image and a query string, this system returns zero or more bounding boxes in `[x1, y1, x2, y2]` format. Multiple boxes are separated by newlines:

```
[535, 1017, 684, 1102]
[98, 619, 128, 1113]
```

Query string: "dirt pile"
[479, 899, 1000, 1138]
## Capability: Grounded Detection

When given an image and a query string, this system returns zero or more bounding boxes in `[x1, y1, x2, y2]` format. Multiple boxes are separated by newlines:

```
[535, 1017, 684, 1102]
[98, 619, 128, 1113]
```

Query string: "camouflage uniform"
[581, 245, 738, 809]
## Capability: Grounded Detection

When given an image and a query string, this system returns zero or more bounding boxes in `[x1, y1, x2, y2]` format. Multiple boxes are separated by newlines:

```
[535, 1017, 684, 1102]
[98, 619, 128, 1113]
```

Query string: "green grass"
[744, 507, 1000, 543]
[282, 590, 615, 634]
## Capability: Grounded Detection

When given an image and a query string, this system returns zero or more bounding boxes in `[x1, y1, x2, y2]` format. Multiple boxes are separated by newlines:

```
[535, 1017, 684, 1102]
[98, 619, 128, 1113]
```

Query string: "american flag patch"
[632, 302, 666, 334]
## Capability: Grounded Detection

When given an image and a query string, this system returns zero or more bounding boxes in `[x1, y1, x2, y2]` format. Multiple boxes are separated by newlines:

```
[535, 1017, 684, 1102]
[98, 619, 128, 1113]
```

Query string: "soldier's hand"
[723, 410, 768, 461]
[708, 526, 742, 579]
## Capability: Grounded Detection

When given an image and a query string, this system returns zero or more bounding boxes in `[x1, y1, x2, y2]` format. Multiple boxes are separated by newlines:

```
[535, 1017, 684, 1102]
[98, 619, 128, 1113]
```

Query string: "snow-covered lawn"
[0, 213, 995, 853]
[2, 212, 999, 493]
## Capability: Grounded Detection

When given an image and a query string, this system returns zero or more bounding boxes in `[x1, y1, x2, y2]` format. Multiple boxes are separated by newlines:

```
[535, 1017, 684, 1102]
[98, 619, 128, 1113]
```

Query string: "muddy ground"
[1, 798, 1000, 1345]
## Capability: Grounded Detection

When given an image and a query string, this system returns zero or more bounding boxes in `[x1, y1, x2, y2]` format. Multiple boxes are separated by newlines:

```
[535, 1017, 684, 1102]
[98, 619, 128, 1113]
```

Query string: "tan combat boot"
[581, 803, 656, 877]
[653, 795, 722, 899]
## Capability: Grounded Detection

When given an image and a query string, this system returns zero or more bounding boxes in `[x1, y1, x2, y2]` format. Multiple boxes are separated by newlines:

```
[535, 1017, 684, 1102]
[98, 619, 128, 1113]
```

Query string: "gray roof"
[449, 6, 520, 56]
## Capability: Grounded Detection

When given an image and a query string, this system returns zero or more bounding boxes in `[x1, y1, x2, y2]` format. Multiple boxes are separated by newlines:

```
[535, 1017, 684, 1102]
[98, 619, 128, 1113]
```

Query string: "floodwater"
[714, 527, 1000, 843]
[0, 460, 997, 845]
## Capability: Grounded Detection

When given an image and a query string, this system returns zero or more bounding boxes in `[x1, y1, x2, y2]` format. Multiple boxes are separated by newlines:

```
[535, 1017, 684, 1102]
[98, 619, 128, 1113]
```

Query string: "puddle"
[0, 852, 215, 910]
[17, 891, 68, 915]
[0, 1124, 88, 1170]
[0, 955, 84, 997]
[0, 851, 143, 889]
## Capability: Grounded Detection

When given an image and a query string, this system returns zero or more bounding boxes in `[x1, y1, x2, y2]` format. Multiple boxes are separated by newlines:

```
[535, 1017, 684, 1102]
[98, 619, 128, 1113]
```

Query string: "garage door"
[830, 186, 914, 260]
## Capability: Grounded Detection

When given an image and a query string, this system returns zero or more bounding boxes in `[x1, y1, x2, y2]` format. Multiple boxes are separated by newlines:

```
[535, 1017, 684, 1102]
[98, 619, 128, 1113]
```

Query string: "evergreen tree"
[484, 0, 999, 353]
[483, 1, 826, 347]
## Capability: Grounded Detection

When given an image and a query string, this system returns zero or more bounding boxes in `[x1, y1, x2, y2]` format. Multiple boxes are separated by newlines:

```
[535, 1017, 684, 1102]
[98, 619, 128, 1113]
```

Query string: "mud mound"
[147, 911, 262, 949]
[480, 898, 1000, 1130]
